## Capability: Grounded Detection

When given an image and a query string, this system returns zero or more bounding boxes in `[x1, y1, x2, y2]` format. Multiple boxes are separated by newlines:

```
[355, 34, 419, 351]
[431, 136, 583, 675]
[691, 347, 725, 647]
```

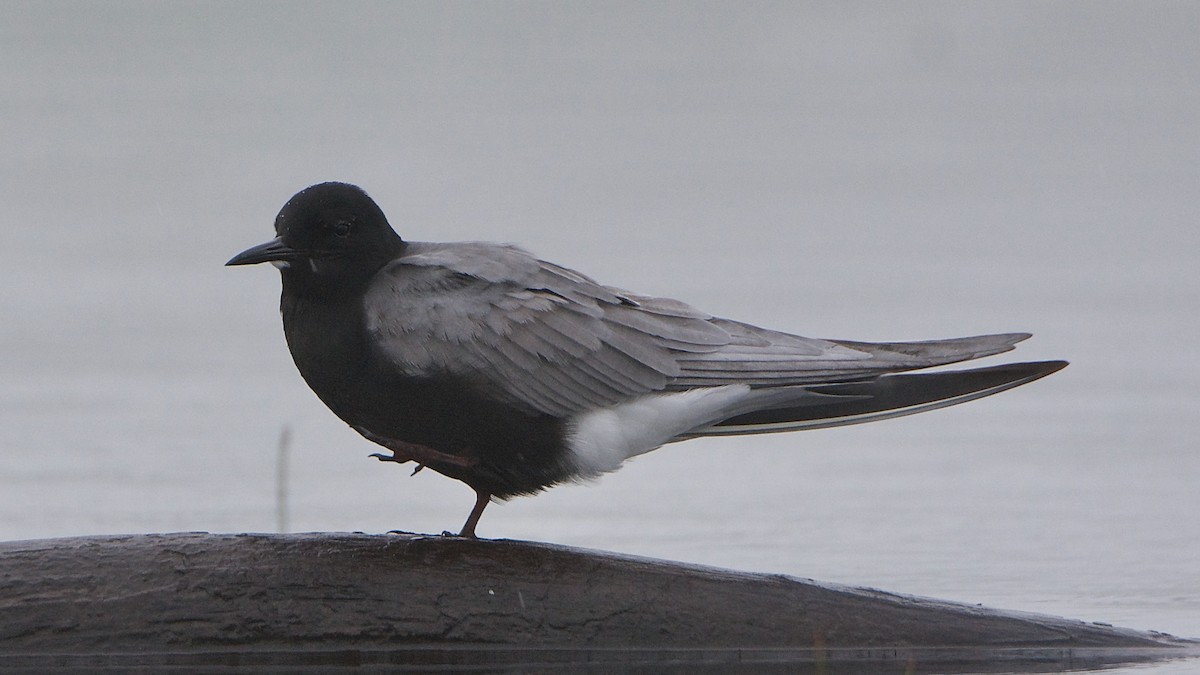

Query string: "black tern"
[228, 182, 1066, 537]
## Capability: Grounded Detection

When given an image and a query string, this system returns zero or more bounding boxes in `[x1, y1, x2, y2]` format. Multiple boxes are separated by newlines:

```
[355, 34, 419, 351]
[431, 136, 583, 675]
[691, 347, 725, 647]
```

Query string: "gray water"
[3, 2, 1198, 669]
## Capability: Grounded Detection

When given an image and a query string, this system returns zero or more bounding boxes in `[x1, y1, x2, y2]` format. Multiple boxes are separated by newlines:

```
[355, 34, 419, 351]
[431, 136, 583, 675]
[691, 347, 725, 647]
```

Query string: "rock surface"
[0, 532, 1193, 671]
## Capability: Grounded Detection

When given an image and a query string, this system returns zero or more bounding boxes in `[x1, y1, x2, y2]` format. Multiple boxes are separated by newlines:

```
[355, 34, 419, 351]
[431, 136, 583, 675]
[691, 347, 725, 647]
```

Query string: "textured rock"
[0, 532, 1193, 671]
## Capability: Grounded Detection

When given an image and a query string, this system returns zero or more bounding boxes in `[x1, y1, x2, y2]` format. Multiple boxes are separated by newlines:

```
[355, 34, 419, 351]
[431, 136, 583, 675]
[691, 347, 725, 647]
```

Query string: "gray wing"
[363, 241, 1027, 418]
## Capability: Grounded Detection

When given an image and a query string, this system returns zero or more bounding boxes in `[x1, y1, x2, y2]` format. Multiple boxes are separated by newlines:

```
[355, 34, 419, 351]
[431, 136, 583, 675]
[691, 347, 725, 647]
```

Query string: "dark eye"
[331, 220, 352, 237]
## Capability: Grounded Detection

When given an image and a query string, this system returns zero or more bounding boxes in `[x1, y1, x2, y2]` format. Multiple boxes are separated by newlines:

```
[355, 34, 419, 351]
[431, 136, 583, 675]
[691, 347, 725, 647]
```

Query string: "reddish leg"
[456, 489, 491, 539]
[354, 426, 489, 538]
[355, 426, 477, 468]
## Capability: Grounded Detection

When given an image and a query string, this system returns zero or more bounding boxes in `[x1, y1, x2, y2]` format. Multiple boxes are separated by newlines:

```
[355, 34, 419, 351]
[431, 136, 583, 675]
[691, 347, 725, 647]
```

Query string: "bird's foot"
[368, 453, 426, 477]
[369, 452, 410, 464]
[369, 454, 427, 475]
[355, 426, 478, 468]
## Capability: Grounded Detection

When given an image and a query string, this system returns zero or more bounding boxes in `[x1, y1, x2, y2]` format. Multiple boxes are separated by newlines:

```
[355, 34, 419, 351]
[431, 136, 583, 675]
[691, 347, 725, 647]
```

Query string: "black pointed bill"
[226, 237, 309, 268]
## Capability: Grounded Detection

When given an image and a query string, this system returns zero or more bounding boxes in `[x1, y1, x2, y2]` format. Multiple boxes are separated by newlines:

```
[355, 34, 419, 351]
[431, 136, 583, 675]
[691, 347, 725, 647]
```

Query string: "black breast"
[279, 286, 576, 498]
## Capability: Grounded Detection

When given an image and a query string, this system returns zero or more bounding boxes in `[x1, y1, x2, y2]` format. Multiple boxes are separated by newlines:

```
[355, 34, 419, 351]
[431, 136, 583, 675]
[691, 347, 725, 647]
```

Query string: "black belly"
[339, 368, 574, 498]
[282, 293, 574, 498]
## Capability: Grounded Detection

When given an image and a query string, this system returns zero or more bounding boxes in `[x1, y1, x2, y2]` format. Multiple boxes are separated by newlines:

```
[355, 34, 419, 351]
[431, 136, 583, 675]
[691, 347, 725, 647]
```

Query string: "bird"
[227, 182, 1066, 538]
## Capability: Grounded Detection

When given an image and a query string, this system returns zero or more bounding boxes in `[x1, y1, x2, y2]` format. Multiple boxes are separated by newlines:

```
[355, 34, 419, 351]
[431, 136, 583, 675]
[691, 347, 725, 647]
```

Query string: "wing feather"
[363, 241, 1032, 419]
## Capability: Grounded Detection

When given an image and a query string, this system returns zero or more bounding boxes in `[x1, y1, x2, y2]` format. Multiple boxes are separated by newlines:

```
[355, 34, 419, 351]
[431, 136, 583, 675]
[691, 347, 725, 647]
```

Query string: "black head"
[226, 182, 406, 290]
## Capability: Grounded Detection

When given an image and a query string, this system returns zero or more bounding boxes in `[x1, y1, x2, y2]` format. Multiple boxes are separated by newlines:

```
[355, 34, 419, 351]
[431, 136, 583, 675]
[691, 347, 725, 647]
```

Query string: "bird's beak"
[226, 237, 306, 267]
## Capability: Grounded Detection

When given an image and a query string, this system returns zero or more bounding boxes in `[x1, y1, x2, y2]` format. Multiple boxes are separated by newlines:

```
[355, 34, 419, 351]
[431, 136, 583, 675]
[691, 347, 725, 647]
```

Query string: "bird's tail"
[680, 360, 1068, 438]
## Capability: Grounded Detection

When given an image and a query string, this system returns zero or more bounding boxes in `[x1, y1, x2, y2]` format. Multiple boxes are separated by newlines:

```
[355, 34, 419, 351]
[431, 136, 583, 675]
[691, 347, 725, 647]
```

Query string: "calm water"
[3, 3, 1198, 670]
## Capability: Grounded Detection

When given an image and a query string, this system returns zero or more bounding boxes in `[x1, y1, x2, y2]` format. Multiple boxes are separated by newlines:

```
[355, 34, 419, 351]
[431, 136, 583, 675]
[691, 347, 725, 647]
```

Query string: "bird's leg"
[452, 489, 491, 539]
[355, 426, 477, 468]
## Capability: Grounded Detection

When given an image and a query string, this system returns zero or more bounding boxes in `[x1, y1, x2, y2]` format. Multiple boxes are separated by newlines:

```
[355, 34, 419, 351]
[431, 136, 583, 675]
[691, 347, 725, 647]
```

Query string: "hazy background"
[3, 1, 1198, 660]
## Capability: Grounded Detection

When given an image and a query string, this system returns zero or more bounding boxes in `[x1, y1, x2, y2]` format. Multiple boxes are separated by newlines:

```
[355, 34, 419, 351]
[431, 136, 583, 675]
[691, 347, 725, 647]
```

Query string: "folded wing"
[363, 241, 1056, 423]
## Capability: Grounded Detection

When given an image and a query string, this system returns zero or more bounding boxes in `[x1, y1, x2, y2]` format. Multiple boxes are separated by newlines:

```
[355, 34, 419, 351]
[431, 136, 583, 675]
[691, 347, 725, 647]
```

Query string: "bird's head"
[226, 182, 405, 289]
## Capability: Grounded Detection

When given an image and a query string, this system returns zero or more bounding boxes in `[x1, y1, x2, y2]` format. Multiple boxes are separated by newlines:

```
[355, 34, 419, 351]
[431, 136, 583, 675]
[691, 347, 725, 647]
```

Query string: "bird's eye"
[332, 220, 352, 238]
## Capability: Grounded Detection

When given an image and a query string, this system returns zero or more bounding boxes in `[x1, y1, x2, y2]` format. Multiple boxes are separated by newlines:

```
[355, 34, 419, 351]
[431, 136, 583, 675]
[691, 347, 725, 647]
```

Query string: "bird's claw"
[369, 452, 410, 464]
